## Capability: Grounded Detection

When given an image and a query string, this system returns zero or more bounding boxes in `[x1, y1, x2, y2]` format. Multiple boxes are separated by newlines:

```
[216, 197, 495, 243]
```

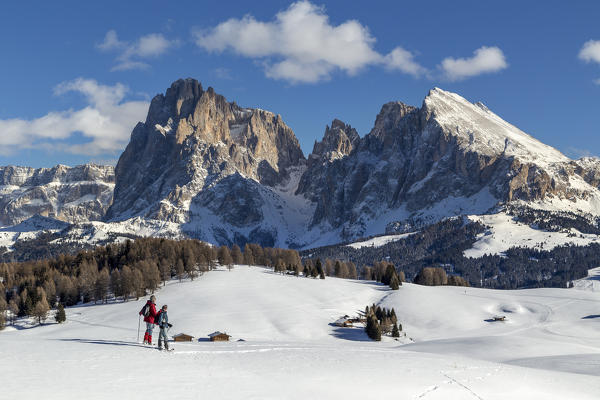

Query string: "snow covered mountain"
[0, 164, 114, 226]
[104, 78, 307, 247]
[4, 80, 600, 252]
[298, 88, 600, 241]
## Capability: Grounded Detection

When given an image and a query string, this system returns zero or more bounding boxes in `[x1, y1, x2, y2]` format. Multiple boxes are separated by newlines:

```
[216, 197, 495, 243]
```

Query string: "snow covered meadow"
[1, 266, 599, 399]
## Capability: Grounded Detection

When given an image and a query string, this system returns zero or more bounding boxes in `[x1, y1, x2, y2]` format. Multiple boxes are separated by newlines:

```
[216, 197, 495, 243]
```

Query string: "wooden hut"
[334, 315, 354, 327]
[173, 333, 194, 342]
[208, 331, 231, 342]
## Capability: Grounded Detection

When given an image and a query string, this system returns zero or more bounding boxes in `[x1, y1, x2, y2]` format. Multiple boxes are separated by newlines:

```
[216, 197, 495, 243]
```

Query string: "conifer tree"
[243, 244, 255, 266]
[132, 268, 145, 300]
[120, 266, 134, 300]
[94, 268, 110, 303]
[31, 288, 50, 324]
[55, 303, 66, 324]
[389, 273, 400, 290]
[325, 259, 335, 276]
[19, 288, 32, 317]
[43, 280, 56, 307]
[110, 269, 123, 300]
[398, 271, 406, 283]
[176, 259, 185, 282]
[392, 322, 400, 338]
[0, 283, 6, 311]
[231, 244, 243, 265]
[366, 314, 381, 341]
[0, 291, 6, 331]
[311, 265, 319, 278]
[158, 260, 171, 285]
[218, 246, 234, 268]
[382, 264, 396, 285]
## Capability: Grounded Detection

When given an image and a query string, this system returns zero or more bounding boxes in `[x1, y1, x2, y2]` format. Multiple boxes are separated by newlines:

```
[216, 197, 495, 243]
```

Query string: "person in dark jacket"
[140, 295, 157, 345]
[156, 304, 172, 351]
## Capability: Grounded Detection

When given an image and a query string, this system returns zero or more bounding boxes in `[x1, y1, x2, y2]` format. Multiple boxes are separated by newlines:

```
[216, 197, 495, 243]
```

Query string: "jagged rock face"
[0, 164, 114, 226]
[106, 79, 305, 231]
[310, 119, 359, 162]
[6, 83, 600, 249]
[296, 88, 600, 240]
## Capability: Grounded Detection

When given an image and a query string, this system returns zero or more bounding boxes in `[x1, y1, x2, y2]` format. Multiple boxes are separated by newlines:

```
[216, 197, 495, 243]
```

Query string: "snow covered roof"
[173, 333, 194, 338]
[208, 331, 230, 337]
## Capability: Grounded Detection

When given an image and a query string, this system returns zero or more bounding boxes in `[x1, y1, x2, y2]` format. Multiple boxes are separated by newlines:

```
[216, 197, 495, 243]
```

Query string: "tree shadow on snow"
[581, 315, 600, 319]
[330, 326, 371, 342]
[56, 338, 149, 348]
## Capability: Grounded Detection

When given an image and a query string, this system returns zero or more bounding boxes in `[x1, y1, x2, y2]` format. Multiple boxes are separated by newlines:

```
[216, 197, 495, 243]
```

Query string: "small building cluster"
[334, 314, 366, 328]
[171, 331, 232, 342]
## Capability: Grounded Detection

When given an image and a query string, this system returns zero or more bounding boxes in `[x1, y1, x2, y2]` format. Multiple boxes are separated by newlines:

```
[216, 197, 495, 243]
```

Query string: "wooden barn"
[208, 331, 231, 342]
[334, 315, 354, 327]
[173, 333, 194, 342]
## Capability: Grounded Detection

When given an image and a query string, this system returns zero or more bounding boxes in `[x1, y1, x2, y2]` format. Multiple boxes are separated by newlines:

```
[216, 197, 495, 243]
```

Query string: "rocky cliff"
[105, 78, 306, 246]
[296, 88, 600, 240]
[0, 164, 114, 226]
[6, 81, 600, 250]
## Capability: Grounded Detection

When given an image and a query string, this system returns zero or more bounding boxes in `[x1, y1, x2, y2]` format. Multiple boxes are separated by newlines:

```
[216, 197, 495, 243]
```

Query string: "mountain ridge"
[3, 79, 600, 252]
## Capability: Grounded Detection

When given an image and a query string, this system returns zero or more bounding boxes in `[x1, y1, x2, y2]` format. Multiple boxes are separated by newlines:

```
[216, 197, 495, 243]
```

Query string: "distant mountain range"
[3, 78, 600, 257]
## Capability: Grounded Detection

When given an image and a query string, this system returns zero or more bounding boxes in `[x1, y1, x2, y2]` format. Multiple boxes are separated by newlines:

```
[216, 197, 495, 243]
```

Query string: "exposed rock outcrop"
[105, 78, 306, 245]
[0, 164, 114, 226]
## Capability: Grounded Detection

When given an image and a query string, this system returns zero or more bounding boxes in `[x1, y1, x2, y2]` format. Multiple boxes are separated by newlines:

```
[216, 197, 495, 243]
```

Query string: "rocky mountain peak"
[369, 101, 418, 143]
[422, 87, 568, 166]
[146, 78, 204, 127]
[106, 78, 305, 224]
[310, 119, 360, 162]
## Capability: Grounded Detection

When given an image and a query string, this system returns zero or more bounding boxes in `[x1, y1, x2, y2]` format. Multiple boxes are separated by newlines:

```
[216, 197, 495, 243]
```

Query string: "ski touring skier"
[156, 304, 173, 351]
[140, 295, 158, 345]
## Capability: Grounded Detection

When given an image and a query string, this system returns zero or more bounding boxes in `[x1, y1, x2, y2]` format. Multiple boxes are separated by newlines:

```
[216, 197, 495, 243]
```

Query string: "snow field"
[1, 266, 599, 399]
[464, 213, 600, 257]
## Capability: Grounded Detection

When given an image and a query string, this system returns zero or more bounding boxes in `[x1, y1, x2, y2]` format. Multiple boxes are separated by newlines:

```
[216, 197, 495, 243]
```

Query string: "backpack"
[140, 303, 150, 317]
[155, 310, 163, 326]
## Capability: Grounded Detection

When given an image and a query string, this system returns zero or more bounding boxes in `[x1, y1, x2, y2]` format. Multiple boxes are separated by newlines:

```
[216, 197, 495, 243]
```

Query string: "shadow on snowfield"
[56, 338, 150, 348]
[581, 314, 600, 319]
[329, 325, 371, 342]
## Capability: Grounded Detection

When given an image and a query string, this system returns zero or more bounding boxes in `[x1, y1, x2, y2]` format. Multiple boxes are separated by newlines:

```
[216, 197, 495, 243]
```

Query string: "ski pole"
[137, 314, 141, 343]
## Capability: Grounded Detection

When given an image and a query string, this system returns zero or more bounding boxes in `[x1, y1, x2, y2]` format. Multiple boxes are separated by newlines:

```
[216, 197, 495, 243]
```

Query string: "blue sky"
[1, 0, 599, 167]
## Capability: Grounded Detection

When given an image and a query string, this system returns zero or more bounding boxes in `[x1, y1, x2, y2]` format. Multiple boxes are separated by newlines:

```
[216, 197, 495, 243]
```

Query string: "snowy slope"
[346, 232, 415, 249]
[464, 213, 600, 257]
[573, 267, 600, 292]
[2, 267, 599, 399]
[425, 88, 569, 166]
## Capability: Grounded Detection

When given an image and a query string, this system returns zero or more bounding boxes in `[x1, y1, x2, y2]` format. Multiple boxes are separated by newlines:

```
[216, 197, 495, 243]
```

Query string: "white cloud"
[0, 79, 148, 156]
[98, 30, 179, 71]
[97, 30, 125, 51]
[193, 1, 425, 83]
[383, 47, 427, 77]
[579, 40, 600, 85]
[440, 46, 508, 81]
[579, 40, 600, 64]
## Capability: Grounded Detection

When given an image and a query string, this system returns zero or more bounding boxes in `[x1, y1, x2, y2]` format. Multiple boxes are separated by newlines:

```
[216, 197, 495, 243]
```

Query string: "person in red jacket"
[141, 295, 158, 345]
